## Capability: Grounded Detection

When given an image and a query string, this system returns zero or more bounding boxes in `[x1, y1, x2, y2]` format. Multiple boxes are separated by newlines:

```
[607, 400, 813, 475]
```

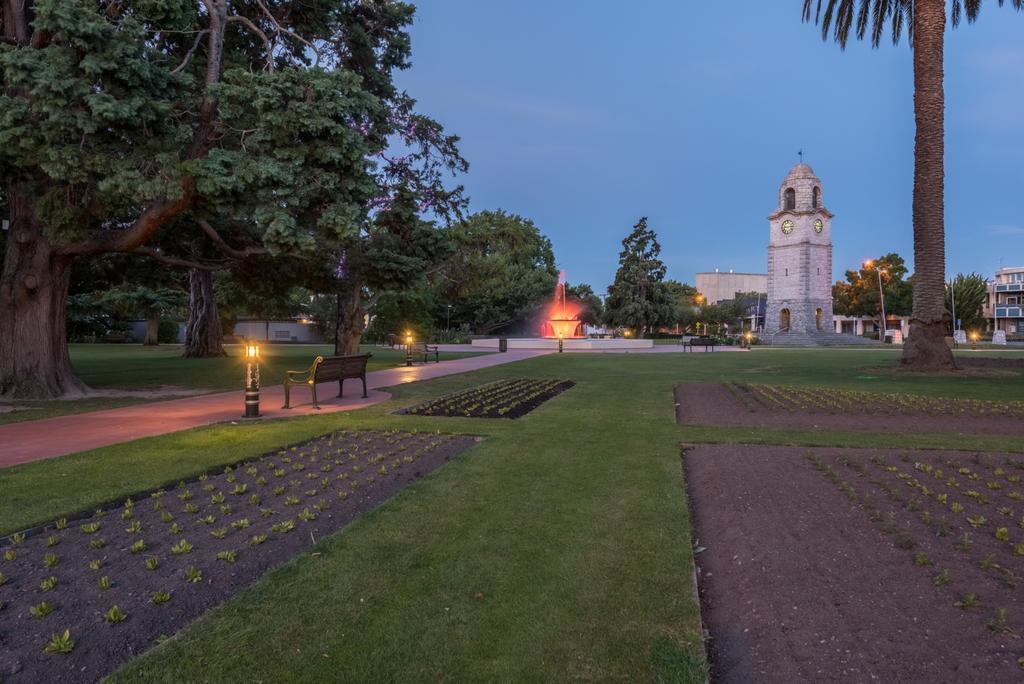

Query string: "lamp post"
[404, 331, 414, 366]
[971, 331, 979, 350]
[243, 341, 260, 418]
[865, 261, 887, 341]
[558, 333, 564, 353]
[446, 304, 452, 333]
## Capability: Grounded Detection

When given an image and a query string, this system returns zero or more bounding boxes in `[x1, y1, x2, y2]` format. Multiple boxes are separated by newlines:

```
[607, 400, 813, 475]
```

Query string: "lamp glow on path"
[243, 342, 261, 418]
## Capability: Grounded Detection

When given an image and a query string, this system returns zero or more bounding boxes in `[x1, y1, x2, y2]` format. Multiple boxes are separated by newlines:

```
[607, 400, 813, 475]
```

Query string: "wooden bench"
[418, 342, 439, 363]
[282, 354, 371, 410]
[684, 336, 717, 352]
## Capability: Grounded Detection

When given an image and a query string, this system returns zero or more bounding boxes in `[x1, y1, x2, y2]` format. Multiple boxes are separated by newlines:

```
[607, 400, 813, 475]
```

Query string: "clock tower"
[765, 163, 833, 336]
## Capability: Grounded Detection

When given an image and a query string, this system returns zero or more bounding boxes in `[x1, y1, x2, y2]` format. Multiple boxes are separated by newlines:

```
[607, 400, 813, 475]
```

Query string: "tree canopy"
[0, 0, 464, 397]
[438, 210, 557, 335]
[945, 273, 987, 333]
[833, 253, 913, 320]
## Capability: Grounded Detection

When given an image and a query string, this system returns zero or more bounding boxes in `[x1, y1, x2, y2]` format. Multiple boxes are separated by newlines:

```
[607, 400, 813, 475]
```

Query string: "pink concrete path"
[0, 350, 550, 468]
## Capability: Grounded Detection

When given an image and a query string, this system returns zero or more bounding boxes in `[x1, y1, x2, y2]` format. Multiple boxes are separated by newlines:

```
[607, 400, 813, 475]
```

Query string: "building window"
[784, 188, 795, 210]
[785, 268, 789, 276]
[812, 187, 820, 208]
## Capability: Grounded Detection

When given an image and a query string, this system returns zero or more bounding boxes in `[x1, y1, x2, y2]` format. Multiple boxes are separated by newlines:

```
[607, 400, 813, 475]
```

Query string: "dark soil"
[958, 356, 1024, 370]
[401, 378, 574, 419]
[675, 382, 1024, 435]
[0, 429, 477, 683]
[684, 444, 1024, 683]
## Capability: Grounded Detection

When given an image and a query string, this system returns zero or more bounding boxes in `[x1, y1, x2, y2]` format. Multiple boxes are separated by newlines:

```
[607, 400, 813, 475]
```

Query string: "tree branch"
[196, 219, 270, 260]
[226, 13, 274, 71]
[131, 246, 226, 271]
[253, 0, 321, 67]
[171, 29, 209, 75]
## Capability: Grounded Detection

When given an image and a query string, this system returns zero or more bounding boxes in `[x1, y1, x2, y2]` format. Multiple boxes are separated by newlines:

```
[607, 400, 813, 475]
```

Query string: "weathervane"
[798, 148, 804, 164]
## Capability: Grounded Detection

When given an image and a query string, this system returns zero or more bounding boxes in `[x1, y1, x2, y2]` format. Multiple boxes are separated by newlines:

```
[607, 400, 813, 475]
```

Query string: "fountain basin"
[471, 337, 654, 350]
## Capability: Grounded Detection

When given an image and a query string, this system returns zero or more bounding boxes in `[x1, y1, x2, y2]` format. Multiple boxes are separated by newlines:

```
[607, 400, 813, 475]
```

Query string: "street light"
[404, 330, 414, 366]
[864, 260, 887, 341]
[243, 341, 260, 418]
[446, 304, 452, 332]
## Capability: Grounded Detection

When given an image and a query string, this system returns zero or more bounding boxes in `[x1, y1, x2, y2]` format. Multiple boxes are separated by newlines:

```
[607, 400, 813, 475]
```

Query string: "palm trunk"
[183, 268, 225, 357]
[901, 0, 956, 370]
[0, 187, 88, 398]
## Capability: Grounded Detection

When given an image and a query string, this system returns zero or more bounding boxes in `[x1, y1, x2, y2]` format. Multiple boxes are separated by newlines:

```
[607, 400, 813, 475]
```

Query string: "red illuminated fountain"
[543, 272, 583, 339]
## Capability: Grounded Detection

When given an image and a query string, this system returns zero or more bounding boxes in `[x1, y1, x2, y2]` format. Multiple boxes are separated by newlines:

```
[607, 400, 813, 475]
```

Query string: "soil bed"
[0, 429, 477, 683]
[676, 382, 1024, 435]
[400, 378, 574, 419]
[684, 444, 1024, 683]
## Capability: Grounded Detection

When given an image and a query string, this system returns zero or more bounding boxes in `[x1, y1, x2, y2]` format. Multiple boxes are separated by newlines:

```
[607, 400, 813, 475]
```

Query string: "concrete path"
[0, 350, 550, 469]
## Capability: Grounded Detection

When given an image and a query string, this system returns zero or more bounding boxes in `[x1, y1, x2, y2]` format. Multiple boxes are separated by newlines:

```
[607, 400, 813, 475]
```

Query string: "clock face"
[781, 220, 794, 235]
[814, 219, 823, 233]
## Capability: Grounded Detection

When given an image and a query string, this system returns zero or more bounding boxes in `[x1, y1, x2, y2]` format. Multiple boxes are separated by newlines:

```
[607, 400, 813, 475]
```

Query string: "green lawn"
[3, 349, 1024, 681]
[0, 343, 487, 426]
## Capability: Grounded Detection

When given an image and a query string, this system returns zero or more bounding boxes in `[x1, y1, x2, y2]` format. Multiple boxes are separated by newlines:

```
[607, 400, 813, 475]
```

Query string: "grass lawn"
[0, 343, 487, 426]
[3, 348, 1024, 680]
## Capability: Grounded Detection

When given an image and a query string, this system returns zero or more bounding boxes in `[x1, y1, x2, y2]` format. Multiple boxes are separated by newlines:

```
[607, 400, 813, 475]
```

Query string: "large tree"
[945, 272, 987, 333]
[803, 0, 1022, 370]
[832, 252, 914, 326]
[438, 210, 558, 335]
[0, 0, 462, 398]
[604, 217, 672, 335]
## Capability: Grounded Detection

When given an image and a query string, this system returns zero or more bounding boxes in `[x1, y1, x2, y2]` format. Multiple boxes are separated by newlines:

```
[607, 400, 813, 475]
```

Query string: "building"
[984, 266, 1024, 336]
[695, 270, 767, 305]
[765, 163, 834, 335]
[231, 318, 324, 343]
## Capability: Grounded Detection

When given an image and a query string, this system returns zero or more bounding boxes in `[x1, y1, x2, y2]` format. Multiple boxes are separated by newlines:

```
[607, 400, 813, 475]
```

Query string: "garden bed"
[400, 378, 574, 419]
[0, 429, 477, 683]
[684, 444, 1024, 682]
[675, 382, 1024, 434]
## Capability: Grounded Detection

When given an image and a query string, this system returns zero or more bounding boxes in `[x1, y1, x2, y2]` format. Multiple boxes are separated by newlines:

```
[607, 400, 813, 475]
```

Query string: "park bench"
[418, 342, 440, 363]
[282, 353, 371, 410]
[684, 336, 717, 352]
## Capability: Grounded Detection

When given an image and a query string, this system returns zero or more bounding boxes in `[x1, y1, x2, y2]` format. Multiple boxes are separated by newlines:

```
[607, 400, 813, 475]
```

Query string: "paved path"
[0, 350, 550, 469]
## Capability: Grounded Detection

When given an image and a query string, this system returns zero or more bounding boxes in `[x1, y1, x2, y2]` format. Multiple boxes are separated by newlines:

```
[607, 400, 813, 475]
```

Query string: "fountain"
[543, 274, 583, 339]
[469, 270, 653, 351]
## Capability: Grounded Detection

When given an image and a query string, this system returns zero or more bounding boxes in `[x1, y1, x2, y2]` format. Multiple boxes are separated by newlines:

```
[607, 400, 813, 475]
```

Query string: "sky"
[395, 1, 1024, 292]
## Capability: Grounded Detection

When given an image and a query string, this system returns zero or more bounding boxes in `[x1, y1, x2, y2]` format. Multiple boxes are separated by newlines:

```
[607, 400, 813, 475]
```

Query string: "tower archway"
[780, 308, 791, 330]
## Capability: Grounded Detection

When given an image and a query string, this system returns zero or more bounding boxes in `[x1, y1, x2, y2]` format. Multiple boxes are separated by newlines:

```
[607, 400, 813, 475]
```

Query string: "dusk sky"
[396, 1, 1024, 292]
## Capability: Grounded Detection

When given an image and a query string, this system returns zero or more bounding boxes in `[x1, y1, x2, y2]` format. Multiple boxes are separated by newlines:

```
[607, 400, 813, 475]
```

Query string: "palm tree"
[803, 0, 1021, 370]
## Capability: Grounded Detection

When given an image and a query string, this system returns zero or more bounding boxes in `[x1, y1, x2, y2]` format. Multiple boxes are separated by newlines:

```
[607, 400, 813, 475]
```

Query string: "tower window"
[784, 188, 796, 210]
[812, 187, 820, 209]
[785, 268, 789, 276]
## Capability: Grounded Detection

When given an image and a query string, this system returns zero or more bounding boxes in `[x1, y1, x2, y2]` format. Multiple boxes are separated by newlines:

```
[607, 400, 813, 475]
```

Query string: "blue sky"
[396, 1, 1024, 291]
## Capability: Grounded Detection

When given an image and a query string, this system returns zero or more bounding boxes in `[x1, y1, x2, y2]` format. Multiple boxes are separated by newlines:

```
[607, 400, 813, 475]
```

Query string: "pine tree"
[604, 218, 672, 335]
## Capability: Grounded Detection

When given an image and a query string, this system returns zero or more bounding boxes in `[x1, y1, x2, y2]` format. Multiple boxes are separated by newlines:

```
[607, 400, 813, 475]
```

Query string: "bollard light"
[558, 333, 564, 353]
[405, 331, 414, 366]
[243, 341, 261, 418]
[971, 331, 979, 350]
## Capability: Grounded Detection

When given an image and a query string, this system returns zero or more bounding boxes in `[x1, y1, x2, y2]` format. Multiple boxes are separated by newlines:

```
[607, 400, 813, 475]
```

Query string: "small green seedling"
[231, 518, 250, 530]
[171, 539, 194, 555]
[913, 553, 932, 567]
[104, 605, 128, 623]
[198, 515, 215, 525]
[98, 575, 111, 590]
[89, 559, 103, 570]
[30, 601, 54, 618]
[125, 520, 141, 534]
[130, 539, 146, 554]
[216, 550, 237, 563]
[185, 565, 202, 583]
[249, 534, 268, 546]
[996, 527, 1010, 542]
[39, 576, 58, 592]
[80, 523, 101, 535]
[151, 590, 172, 605]
[3, 549, 16, 562]
[955, 593, 982, 610]
[160, 511, 174, 523]
[54, 518, 67, 531]
[145, 557, 160, 571]
[43, 553, 59, 568]
[89, 538, 106, 550]
[987, 608, 1014, 634]
[43, 629, 74, 654]
[209, 527, 227, 539]
[932, 569, 952, 586]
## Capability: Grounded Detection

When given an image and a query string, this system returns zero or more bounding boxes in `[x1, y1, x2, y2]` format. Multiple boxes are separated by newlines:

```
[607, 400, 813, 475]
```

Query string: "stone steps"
[766, 330, 882, 347]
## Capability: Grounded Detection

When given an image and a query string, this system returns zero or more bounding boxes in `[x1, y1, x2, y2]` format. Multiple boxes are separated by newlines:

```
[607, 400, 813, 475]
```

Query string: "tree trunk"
[143, 318, 160, 346]
[0, 188, 88, 398]
[338, 285, 364, 355]
[183, 268, 225, 357]
[901, 0, 956, 371]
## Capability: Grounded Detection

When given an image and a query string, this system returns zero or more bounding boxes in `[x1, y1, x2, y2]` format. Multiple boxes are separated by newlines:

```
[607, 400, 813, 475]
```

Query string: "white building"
[765, 163, 834, 335]
[695, 270, 767, 305]
[985, 266, 1024, 335]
